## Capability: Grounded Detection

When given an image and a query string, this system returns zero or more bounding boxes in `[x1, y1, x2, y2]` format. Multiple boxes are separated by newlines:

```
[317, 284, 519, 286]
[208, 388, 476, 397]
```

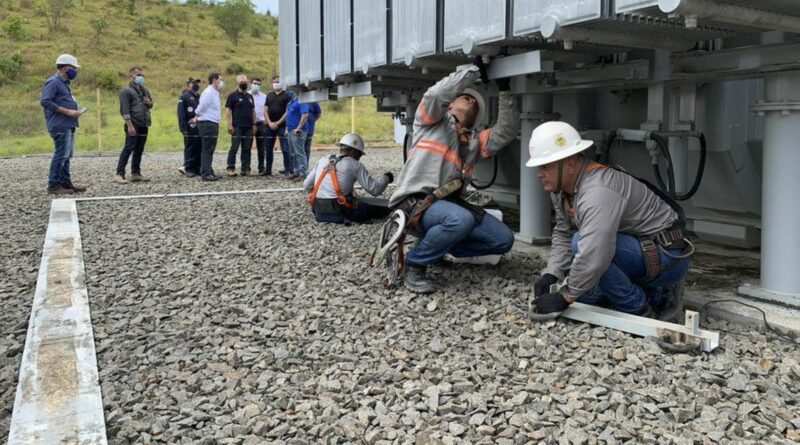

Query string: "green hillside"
[0, 0, 394, 156]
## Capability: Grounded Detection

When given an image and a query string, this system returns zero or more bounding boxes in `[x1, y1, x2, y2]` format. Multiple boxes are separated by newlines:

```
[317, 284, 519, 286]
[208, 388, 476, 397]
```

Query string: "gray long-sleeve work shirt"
[119, 83, 152, 127]
[304, 155, 389, 198]
[543, 163, 679, 298]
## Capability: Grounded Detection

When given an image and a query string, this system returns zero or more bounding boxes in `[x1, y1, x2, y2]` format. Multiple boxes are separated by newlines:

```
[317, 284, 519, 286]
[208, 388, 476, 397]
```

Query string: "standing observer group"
[40, 54, 321, 192]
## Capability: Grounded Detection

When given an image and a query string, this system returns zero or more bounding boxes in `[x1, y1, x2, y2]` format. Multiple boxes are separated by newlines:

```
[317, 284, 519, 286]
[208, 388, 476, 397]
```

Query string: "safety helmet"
[525, 121, 593, 167]
[338, 133, 365, 154]
[459, 88, 485, 128]
[55, 54, 80, 68]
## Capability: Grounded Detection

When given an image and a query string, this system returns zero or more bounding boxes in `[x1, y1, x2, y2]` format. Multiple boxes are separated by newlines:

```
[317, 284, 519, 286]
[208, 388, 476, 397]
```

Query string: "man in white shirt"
[192, 72, 224, 181]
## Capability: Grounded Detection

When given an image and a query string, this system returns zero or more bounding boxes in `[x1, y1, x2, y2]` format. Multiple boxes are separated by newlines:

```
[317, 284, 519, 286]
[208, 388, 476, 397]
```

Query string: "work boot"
[202, 174, 220, 182]
[184, 171, 198, 178]
[63, 182, 86, 193]
[405, 264, 435, 294]
[47, 185, 74, 195]
[226, 168, 238, 177]
[114, 174, 128, 184]
[656, 281, 685, 322]
[130, 174, 150, 182]
[240, 170, 251, 177]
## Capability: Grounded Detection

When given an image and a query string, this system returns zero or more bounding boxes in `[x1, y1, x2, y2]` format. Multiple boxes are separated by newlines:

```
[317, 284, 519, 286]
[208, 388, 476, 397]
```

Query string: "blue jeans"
[264, 124, 289, 172]
[48, 126, 75, 188]
[287, 130, 307, 176]
[314, 197, 391, 224]
[406, 200, 515, 266]
[572, 232, 690, 314]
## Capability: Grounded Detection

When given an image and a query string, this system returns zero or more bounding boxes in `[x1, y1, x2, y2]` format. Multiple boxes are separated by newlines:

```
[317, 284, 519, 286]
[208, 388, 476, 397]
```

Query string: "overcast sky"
[253, 0, 278, 14]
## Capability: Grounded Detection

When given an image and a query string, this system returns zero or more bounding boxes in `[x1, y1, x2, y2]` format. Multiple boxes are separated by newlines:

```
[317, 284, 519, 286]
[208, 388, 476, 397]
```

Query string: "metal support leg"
[668, 84, 697, 194]
[740, 71, 800, 304]
[517, 92, 556, 244]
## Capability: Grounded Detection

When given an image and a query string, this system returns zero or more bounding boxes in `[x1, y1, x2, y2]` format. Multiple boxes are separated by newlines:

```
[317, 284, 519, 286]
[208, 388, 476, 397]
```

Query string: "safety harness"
[308, 155, 357, 211]
[563, 161, 691, 282]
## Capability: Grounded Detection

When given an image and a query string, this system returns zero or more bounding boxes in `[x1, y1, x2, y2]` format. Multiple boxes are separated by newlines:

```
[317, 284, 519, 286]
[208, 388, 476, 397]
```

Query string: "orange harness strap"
[308, 158, 355, 210]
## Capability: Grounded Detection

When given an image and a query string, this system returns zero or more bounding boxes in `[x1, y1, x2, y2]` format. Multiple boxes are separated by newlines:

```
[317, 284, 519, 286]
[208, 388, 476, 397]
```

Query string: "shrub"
[94, 68, 121, 91]
[3, 14, 32, 40]
[0, 51, 25, 86]
[225, 63, 245, 75]
[35, 0, 73, 32]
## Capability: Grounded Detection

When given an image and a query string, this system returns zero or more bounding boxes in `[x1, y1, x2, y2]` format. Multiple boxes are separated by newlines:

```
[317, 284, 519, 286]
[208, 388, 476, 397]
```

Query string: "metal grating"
[392, 0, 437, 64]
[353, 0, 388, 73]
[299, 0, 322, 84]
[617, 0, 800, 18]
[324, 0, 351, 80]
[444, 0, 506, 52]
[278, 0, 297, 86]
[513, 0, 604, 36]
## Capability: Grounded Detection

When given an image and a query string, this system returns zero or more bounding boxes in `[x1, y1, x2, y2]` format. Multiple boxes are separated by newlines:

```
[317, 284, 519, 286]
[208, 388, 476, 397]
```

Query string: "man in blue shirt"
[284, 94, 309, 180]
[303, 102, 322, 162]
[40, 54, 86, 195]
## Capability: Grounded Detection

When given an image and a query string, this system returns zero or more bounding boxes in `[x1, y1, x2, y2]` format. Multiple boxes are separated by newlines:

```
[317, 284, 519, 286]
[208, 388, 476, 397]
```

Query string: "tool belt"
[396, 179, 463, 230]
[313, 197, 354, 216]
[639, 224, 688, 280]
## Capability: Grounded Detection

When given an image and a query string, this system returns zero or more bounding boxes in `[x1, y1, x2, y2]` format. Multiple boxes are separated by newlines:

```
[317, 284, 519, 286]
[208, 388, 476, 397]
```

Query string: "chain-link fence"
[0, 90, 398, 157]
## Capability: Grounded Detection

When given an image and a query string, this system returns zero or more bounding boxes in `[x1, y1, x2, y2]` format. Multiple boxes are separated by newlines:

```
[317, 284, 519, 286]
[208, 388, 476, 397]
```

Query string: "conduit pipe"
[540, 17, 694, 52]
[659, 0, 800, 34]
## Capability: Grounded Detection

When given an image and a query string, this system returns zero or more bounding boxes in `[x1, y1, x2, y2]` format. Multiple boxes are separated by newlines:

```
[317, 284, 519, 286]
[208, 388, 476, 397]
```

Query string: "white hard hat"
[460, 88, 485, 128]
[525, 121, 594, 167]
[55, 54, 80, 68]
[338, 133, 365, 154]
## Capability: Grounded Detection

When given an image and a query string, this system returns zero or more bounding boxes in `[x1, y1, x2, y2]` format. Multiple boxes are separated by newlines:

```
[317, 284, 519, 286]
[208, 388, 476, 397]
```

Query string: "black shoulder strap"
[610, 165, 686, 227]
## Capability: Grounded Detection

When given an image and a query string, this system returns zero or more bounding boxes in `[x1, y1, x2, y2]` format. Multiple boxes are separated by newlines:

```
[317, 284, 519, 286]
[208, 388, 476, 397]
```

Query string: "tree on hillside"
[213, 0, 253, 46]
[35, 0, 73, 32]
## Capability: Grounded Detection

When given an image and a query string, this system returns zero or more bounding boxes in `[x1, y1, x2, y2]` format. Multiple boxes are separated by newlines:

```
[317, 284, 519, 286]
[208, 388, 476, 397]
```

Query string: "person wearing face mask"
[249, 78, 269, 175]
[40, 54, 87, 194]
[116, 66, 154, 184]
[224, 74, 257, 176]
[388, 57, 519, 293]
[192, 73, 224, 181]
[177, 77, 203, 177]
[264, 75, 292, 176]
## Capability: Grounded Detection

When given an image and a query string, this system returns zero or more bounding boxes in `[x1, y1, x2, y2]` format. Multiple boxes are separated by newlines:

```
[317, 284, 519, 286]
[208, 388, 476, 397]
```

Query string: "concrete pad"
[8, 199, 107, 445]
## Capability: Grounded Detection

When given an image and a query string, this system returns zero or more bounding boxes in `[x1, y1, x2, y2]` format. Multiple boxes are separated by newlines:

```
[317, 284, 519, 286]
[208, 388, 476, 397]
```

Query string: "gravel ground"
[1, 150, 799, 444]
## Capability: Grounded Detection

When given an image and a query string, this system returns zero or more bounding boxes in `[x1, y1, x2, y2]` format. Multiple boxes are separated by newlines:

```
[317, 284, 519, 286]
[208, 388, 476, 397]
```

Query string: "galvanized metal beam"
[487, 51, 543, 80]
[671, 42, 800, 79]
[561, 303, 720, 352]
[298, 88, 330, 103]
[337, 81, 373, 98]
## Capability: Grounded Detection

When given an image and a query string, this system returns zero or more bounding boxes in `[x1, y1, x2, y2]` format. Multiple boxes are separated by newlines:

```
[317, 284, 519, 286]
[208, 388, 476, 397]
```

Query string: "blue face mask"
[251, 84, 261, 94]
[66, 69, 77, 80]
[134, 75, 145, 86]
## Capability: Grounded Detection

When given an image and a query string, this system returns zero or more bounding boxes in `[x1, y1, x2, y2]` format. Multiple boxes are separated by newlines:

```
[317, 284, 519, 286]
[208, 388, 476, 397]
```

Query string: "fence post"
[96, 88, 102, 154]
[350, 97, 355, 134]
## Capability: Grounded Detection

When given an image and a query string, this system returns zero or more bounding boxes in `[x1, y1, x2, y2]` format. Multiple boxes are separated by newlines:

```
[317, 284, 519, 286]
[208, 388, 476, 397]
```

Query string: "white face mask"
[216, 80, 224, 90]
[272, 83, 281, 91]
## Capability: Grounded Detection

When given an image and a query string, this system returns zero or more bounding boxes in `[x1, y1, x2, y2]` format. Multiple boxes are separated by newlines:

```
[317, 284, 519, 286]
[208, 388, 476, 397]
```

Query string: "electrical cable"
[470, 155, 498, 190]
[649, 132, 676, 198]
[402, 132, 411, 164]
[650, 132, 707, 201]
[700, 299, 800, 346]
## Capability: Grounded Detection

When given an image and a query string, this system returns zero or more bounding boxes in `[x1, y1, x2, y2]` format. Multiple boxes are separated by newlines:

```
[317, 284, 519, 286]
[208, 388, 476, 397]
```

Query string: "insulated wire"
[700, 299, 800, 346]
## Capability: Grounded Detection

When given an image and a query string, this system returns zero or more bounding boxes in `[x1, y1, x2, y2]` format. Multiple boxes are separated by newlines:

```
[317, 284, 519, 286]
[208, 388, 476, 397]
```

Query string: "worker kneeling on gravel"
[304, 133, 394, 224]
[388, 58, 519, 294]
[528, 121, 692, 320]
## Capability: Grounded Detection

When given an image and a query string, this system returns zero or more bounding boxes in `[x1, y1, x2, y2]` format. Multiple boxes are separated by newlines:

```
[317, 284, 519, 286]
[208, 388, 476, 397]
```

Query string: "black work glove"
[473, 56, 489, 84]
[495, 77, 511, 92]
[534, 292, 569, 314]
[384, 172, 394, 183]
[534, 273, 558, 297]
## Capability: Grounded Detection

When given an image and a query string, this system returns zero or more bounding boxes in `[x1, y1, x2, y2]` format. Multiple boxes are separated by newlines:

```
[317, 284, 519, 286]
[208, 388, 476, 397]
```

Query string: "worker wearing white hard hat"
[527, 121, 692, 321]
[40, 54, 86, 195]
[388, 57, 520, 294]
[304, 133, 394, 225]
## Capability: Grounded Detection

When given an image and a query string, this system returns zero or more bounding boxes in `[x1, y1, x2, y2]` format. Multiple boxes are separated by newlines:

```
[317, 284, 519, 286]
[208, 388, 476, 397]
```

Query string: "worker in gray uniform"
[388, 58, 519, 294]
[528, 121, 691, 320]
[305, 133, 394, 224]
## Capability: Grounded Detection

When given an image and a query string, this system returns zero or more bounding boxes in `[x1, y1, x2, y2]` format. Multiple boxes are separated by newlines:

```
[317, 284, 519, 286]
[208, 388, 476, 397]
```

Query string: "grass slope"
[0, 0, 394, 156]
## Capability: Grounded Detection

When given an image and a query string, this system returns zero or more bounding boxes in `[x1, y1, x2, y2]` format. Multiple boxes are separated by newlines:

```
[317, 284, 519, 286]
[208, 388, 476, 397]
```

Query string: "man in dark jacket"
[116, 66, 153, 184]
[177, 77, 202, 177]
